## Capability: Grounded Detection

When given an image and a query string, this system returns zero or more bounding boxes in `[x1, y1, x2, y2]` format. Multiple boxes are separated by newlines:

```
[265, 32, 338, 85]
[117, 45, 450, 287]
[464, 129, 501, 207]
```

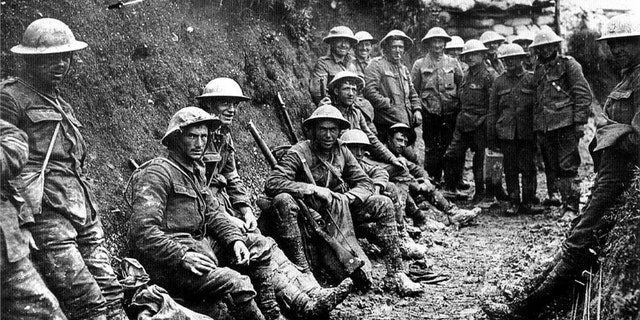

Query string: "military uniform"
[363, 56, 421, 137]
[444, 64, 498, 195]
[485, 56, 505, 75]
[127, 150, 269, 315]
[310, 54, 358, 105]
[533, 55, 592, 212]
[487, 70, 538, 205]
[411, 53, 464, 181]
[355, 56, 370, 79]
[1, 78, 124, 320]
[0, 119, 67, 320]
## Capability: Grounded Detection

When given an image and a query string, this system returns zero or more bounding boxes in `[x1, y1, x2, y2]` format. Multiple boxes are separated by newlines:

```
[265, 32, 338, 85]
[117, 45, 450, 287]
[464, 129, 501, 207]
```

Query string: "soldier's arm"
[363, 160, 389, 188]
[0, 120, 28, 183]
[407, 160, 428, 182]
[341, 146, 374, 203]
[203, 194, 245, 249]
[487, 79, 499, 143]
[408, 68, 421, 113]
[221, 139, 251, 212]
[617, 82, 640, 157]
[454, 60, 464, 87]
[264, 148, 316, 198]
[128, 164, 191, 268]
[410, 60, 422, 92]
[566, 59, 593, 125]
[310, 60, 328, 105]
[0, 91, 23, 126]
[358, 112, 397, 163]
[363, 60, 391, 110]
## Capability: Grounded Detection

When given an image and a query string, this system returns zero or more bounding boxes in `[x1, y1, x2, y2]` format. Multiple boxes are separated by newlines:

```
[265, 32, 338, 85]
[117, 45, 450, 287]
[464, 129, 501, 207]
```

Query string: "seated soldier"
[340, 129, 428, 259]
[263, 105, 423, 296]
[379, 123, 481, 228]
[127, 107, 277, 320]
[196, 77, 352, 319]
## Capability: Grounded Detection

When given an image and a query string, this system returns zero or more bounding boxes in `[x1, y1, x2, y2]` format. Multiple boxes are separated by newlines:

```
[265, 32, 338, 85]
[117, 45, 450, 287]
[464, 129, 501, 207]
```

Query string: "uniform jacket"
[0, 119, 30, 264]
[355, 57, 370, 79]
[265, 140, 373, 203]
[334, 102, 397, 164]
[1, 78, 97, 224]
[310, 54, 358, 105]
[203, 128, 251, 219]
[357, 157, 389, 189]
[485, 55, 505, 75]
[127, 150, 244, 270]
[456, 65, 498, 132]
[410, 53, 463, 116]
[363, 56, 421, 128]
[533, 55, 592, 132]
[594, 62, 640, 163]
[487, 70, 537, 141]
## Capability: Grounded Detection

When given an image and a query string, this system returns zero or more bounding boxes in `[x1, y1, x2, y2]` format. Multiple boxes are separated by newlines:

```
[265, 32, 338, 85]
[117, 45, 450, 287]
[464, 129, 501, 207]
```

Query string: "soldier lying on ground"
[196, 77, 352, 319]
[340, 129, 428, 260]
[2, 18, 127, 320]
[379, 124, 480, 229]
[1, 119, 67, 320]
[483, 13, 640, 319]
[263, 105, 423, 296]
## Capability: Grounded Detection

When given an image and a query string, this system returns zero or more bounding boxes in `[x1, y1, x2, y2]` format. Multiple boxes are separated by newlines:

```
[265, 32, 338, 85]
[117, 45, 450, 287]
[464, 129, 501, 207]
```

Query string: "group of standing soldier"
[1, 11, 638, 320]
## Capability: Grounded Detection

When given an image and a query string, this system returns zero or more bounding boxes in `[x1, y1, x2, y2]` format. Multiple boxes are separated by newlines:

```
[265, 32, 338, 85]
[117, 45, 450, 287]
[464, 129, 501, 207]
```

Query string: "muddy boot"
[278, 234, 311, 274]
[506, 202, 520, 215]
[482, 260, 577, 319]
[446, 206, 481, 227]
[399, 228, 427, 260]
[301, 278, 353, 319]
[252, 265, 285, 320]
[384, 272, 423, 297]
[229, 299, 266, 320]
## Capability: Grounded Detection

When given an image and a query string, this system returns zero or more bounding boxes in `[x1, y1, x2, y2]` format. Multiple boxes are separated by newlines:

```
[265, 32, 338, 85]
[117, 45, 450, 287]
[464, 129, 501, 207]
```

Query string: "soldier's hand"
[419, 181, 435, 194]
[181, 252, 216, 276]
[413, 111, 423, 127]
[374, 185, 381, 195]
[239, 206, 258, 232]
[21, 229, 38, 250]
[313, 186, 333, 203]
[391, 157, 407, 170]
[233, 241, 250, 266]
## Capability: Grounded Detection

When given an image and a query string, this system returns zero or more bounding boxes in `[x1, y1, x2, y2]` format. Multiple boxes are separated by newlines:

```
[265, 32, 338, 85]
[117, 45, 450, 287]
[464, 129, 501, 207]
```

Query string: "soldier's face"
[462, 52, 484, 67]
[347, 145, 365, 160]
[503, 56, 523, 72]
[486, 41, 502, 53]
[429, 38, 446, 55]
[178, 124, 208, 161]
[331, 38, 353, 58]
[536, 43, 557, 59]
[335, 82, 357, 106]
[607, 38, 640, 69]
[387, 132, 408, 155]
[445, 48, 461, 59]
[355, 41, 372, 60]
[25, 52, 72, 89]
[313, 120, 340, 150]
[387, 40, 405, 63]
[205, 100, 239, 126]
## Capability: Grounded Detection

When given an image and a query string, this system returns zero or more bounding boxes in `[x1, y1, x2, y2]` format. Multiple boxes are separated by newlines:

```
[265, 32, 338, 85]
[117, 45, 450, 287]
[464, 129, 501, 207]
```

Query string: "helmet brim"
[161, 118, 222, 146]
[328, 75, 365, 92]
[498, 52, 528, 59]
[196, 93, 251, 101]
[460, 48, 488, 55]
[421, 36, 452, 43]
[323, 35, 358, 45]
[302, 117, 351, 131]
[529, 39, 562, 48]
[10, 40, 88, 55]
[597, 33, 640, 41]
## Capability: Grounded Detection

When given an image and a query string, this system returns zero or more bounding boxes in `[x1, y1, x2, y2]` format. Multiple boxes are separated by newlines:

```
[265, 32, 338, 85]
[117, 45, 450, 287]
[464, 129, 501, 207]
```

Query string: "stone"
[536, 15, 555, 26]
[504, 17, 533, 26]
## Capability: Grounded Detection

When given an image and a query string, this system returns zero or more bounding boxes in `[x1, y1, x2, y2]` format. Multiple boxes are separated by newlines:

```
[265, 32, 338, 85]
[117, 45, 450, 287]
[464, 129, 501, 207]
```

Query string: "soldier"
[381, 124, 480, 228]
[264, 105, 423, 296]
[363, 29, 422, 143]
[529, 28, 592, 216]
[195, 77, 352, 319]
[340, 129, 428, 259]
[1, 119, 67, 320]
[483, 13, 640, 319]
[354, 31, 376, 78]
[443, 40, 503, 204]
[445, 35, 468, 74]
[511, 30, 535, 71]
[310, 26, 359, 105]
[487, 44, 543, 215]
[1, 18, 127, 320]
[480, 31, 507, 75]
[127, 107, 276, 320]
[411, 27, 466, 191]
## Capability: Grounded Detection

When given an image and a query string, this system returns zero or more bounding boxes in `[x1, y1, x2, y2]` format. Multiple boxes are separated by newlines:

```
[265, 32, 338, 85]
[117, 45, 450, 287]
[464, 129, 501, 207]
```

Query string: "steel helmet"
[597, 14, 640, 41]
[460, 39, 488, 55]
[445, 36, 464, 50]
[379, 30, 414, 48]
[512, 30, 534, 45]
[497, 43, 528, 59]
[11, 18, 87, 55]
[529, 29, 563, 48]
[421, 27, 452, 43]
[323, 26, 358, 45]
[340, 129, 370, 146]
[480, 31, 506, 45]
[388, 123, 416, 145]
[161, 107, 221, 146]
[196, 77, 250, 101]
[328, 71, 365, 92]
[303, 105, 350, 130]
[355, 31, 376, 43]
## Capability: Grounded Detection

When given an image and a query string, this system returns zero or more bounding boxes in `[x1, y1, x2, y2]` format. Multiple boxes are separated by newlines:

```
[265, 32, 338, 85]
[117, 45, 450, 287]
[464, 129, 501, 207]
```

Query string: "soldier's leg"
[29, 207, 108, 320]
[74, 210, 127, 319]
[383, 182, 426, 259]
[1, 256, 67, 320]
[502, 140, 521, 208]
[539, 132, 562, 205]
[417, 182, 480, 227]
[443, 127, 471, 198]
[555, 126, 582, 213]
[468, 130, 486, 201]
[270, 193, 311, 273]
[520, 141, 539, 206]
[423, 114, 444, 181]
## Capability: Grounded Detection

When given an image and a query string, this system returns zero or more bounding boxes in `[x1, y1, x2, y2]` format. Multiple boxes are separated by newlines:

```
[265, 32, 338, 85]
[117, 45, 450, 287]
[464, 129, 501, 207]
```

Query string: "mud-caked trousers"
[423, 112, 460, 182]
[537, 126, 581, 211]
[29, 204, 124, 320]
[444, 126, 486, 196]
[501, 139, 537, 204]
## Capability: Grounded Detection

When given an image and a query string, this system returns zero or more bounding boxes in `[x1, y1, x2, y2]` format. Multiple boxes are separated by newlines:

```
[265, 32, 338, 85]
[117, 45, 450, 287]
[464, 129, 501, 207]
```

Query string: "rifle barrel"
[247, 119, 278, 169]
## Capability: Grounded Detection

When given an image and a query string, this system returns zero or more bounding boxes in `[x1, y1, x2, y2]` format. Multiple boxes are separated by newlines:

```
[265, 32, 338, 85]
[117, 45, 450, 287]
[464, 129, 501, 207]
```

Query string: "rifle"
[246, 118, 364, 275]
[275, 92, 298, 145]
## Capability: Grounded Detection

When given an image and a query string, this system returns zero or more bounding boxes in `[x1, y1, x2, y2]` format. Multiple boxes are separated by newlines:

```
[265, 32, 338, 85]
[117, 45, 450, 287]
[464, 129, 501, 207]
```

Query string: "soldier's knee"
[368, 195, 396, 219]
[272, 193, 299, 221]
[244, 233, 275, 263]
